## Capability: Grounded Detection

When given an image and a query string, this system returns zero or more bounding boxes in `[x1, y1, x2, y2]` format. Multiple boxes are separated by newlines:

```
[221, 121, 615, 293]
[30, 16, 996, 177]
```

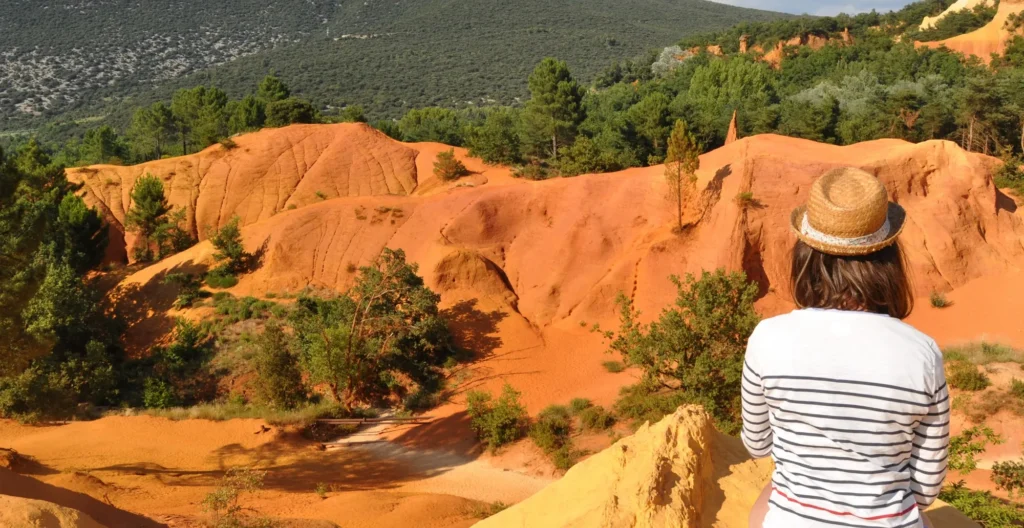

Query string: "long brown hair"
[791, 240, 914, 319]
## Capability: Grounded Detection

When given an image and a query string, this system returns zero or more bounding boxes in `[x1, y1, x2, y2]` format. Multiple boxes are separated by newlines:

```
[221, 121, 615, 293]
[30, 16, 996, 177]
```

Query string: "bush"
[569, 398, 593, 415]
[529, 405, 572, 453]
[1012, 379, 1024, 400]
[949, 426, 1003, 473]
[578, 405, 616, 431]
[930, 291, 951, 308]
[203, 468, 276, 528]
[143, 377, 179, 409]
[290, 248, 455, 412]
[993, 460, 1024, 498]
[253, 325, 306, 409]
[552, 443, 585, 471]
[948, 362, 991, 392]
[613, 382, 686, 427]
[466, 383, 528, 452]
[602, 360, 626, 373]
[604, 269, 759, 434]
[434, 148, 470, 181]
[163, 272, 204, 309]
[945, 342, 1024, 365]
[735, 191, 755, 206]
[205, 267, 239, 289]
[210, 216, 248, 273]
[939, 481, 1024, 528]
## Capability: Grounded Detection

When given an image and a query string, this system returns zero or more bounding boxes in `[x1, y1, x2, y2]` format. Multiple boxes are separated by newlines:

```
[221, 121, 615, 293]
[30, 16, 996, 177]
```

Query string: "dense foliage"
[290, 248, 455, 411]
[603, 269, 760, 434]
[466, 383, 529, 453]
[0, 0, 785, 135]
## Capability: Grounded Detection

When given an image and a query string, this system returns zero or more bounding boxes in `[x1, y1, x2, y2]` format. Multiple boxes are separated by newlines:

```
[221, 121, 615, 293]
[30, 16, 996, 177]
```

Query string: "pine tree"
[125, 174, 170, 262]
[257, 75, 291, 103]
[664, 120, 701, 233]
[129, 102, 176, 160]
[523, 58, 584, 161]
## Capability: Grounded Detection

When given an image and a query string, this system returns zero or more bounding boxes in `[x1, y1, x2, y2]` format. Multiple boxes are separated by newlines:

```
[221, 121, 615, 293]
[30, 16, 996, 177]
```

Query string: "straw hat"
[790, 167, 906, 257]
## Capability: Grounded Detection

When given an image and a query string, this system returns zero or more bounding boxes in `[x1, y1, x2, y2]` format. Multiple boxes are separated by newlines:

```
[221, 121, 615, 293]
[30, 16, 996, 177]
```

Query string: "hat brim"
[790, 203, 906, 257]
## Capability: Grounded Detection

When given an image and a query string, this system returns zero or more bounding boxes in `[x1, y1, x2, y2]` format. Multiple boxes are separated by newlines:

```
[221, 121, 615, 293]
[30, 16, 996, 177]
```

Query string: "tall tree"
[257, 75, 291, 103]
[467, 108, 522, 165]
[171, 86, 228, 154]
[227, 95, 267, 134]
[78, 126, 128, 165]
[627, 91, 671, 161]
[664, 120, 701, 233]
[124, 174, 170, 262]
[523, 58, 585, 160]
[129, 102, 176, 161]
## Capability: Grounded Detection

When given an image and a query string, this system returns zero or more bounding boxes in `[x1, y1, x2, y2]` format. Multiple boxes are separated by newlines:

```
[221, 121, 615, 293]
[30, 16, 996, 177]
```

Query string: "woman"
[743, 168, 950, 528]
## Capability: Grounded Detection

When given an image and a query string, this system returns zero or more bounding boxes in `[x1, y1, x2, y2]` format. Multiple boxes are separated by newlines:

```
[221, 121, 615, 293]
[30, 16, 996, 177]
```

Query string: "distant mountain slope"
[0, 0, 786, 131]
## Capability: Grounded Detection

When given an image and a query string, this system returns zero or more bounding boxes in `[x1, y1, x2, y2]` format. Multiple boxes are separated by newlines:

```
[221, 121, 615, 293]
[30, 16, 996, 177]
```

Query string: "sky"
[712, 0, 918, 16]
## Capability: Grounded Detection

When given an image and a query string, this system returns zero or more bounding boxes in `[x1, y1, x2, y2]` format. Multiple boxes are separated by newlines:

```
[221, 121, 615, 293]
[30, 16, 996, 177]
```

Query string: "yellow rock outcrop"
[475, 406, 979, 528]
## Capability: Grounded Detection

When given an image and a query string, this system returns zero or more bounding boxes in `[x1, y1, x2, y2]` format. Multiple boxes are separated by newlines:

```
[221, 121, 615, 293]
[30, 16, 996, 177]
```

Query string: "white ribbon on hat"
[801, 214, 891, 248]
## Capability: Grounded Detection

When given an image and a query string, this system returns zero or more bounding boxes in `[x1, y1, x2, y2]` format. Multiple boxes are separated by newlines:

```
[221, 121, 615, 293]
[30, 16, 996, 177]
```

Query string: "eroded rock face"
[916, 0, 1024, 64]
[473, 407, 979, 528]
[920, 0, 994, 30]
[0, 495, 106, 528]
[122, 135, 1024, 330]
[66, 123, 420, 262]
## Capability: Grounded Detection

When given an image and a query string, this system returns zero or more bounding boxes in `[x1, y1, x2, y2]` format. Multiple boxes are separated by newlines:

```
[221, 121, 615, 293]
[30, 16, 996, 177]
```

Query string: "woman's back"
[743, 308, 950, 528]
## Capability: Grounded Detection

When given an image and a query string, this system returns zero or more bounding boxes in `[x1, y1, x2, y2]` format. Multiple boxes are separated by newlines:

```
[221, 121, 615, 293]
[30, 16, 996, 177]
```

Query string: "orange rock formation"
[725, 111, 739, 144]
[916, 0, 1024, 64]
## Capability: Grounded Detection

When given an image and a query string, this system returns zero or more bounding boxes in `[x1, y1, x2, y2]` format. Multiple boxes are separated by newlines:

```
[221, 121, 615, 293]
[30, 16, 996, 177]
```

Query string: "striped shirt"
[742, 308, 950, 528]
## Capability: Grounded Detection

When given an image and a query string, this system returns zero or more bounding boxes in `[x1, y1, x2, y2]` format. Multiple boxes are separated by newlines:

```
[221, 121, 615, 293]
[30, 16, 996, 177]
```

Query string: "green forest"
[3, 0, 1024, 522]
[0, 0, 784, 135]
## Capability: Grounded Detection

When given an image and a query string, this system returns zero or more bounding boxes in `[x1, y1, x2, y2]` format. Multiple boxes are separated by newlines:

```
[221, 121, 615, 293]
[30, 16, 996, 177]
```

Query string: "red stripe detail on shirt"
[772, 487, 917, 521]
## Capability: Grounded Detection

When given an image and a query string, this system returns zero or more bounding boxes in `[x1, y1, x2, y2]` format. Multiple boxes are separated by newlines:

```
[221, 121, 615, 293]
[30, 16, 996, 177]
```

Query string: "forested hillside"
[0, 0, 784, 134]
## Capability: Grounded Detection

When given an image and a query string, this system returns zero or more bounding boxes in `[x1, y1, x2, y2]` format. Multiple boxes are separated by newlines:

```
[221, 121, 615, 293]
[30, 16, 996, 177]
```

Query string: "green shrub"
[253, 325, 306, 409]
[143, 377, 179, 409]
[992, 459, 1024, 498]
[944, 342, 1023, 365]
[314, 482, 328, 499]
[578, 405, 616, 431]
[552, 443, 585, 471]
[602, 360, 626, 373]
[949, 426, 1003, 473]
[163, 272, 204, 309]
[603, 269, 759, 434]
[529, 405, 572, 453]
[466, 383, 528, 452]
[735, 191, 755, 206]
[210, 216, 249, 273]
[1011, 379, 1024, 400]
[569, 398, 593, 415]
[613, 382, 686, 427]
[203, 467, 276, 528]
[930, 291, 951, 308]
[939, 481, 1024, 528]
[948, 362, 991, 392]
[205, 267, 239, 289]
[434, 148, 470, 181]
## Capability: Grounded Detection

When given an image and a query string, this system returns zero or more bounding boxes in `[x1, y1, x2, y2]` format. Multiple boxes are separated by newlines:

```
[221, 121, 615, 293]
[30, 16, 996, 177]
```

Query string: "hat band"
[801, 214, 891, 248]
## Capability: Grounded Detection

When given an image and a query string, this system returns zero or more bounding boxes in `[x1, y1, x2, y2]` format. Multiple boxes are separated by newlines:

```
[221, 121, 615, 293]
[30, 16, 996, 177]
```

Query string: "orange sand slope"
[916, 0, 1024, 63]
[475, 406, 979, 528]
[0, 416, 504, 528]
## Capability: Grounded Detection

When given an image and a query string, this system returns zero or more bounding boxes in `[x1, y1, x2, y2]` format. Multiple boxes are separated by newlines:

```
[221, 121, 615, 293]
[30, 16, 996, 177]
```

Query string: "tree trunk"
[968, 117, 975, 153]
[552, 135, 558, 161]
[676, 168, 683, 232]
[1020, 121, 1023, 154]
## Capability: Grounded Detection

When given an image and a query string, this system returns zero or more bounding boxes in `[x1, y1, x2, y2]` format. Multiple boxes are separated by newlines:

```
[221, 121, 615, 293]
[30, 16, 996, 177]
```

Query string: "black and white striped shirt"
[742, 309, 950, 528]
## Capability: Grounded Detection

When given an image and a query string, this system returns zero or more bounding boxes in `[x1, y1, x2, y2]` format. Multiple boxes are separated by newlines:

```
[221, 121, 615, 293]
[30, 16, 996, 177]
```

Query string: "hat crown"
[806, 168, 889, 238]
